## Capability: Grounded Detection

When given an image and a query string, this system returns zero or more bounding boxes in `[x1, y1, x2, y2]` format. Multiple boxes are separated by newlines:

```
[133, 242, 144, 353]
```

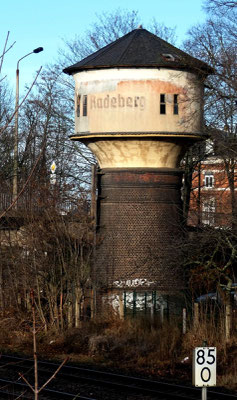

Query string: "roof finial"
[137, 24, 143, 29]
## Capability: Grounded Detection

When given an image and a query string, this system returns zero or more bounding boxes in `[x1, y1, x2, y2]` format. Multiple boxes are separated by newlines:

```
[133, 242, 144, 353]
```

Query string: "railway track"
[0, 354, 236, 399]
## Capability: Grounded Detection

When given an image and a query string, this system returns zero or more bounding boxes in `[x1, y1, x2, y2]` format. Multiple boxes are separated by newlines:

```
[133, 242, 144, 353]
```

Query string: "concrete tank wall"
[73, 68, 204, 137]
[87, 138, 187, 169]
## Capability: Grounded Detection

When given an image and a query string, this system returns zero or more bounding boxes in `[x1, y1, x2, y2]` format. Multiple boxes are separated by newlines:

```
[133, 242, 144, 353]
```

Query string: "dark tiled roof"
[63, 28, 213, 75]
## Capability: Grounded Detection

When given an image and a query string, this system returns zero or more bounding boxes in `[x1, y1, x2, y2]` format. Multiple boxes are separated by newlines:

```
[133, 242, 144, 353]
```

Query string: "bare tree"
[0, 198, 93, 331]
[182, 2, 237, 227]
[0, 11, 179, 329]
[182, 224, 237, 339]
[59, 8, 177, 67]
[203, 0, 237, 14]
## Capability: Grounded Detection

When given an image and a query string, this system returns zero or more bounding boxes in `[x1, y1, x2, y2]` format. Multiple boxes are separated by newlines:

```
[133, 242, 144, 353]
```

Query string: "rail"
[0, 355, 236, 400]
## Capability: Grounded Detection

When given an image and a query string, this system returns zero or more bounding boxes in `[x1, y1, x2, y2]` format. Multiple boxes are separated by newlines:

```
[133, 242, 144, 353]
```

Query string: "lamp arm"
[17, 51, 34, 70]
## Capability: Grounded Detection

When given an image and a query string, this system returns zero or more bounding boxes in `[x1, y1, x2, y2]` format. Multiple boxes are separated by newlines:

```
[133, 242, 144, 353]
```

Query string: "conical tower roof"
[63, 27, 213, 75]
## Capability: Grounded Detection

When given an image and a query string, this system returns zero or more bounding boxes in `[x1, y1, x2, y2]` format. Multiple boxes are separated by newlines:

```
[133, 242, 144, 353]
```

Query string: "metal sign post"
[192, 347, 217, 400]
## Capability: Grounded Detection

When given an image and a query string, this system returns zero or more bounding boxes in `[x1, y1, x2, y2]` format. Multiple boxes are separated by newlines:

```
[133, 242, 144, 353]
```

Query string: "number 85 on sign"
[192, 347, 216, 387]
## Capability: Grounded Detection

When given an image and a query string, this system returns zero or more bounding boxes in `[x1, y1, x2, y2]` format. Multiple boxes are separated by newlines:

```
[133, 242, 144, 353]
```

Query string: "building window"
[160, 94, 166, 114]
[202, 198, 215, 226]
[76, 95, 81, 117]
[204, 174, 214, 188]
[83, 95, 87, 116]
[173, 94, 178, 115]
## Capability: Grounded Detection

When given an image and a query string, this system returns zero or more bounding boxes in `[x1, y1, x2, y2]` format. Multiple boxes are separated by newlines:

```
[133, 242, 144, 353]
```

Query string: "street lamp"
[13, 47, 44, 207]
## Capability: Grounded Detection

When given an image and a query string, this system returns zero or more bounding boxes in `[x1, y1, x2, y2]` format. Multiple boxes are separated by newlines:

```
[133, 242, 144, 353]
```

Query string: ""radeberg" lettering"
[90, 94, 145, 110]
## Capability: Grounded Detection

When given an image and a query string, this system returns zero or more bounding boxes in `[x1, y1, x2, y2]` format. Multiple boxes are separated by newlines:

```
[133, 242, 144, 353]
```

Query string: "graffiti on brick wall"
[113, 278, 155, 288]
[103, 291, 167, 313]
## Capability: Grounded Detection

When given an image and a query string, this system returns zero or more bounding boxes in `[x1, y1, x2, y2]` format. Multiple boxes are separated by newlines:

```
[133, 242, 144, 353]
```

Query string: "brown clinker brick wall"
[95, 168, 185, 292]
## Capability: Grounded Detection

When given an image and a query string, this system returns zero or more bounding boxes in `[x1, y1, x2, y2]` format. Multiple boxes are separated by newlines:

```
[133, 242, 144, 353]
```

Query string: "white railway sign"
[193, 347, 216, 387]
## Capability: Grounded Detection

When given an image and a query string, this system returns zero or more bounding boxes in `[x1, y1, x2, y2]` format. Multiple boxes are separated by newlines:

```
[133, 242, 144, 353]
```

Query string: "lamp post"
[13, 47, 43, 207]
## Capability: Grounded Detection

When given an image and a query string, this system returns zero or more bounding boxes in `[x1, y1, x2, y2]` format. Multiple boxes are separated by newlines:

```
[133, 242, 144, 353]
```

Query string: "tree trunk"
[193, 302, 199, 330]
[183, 150, 194, 224]
[59, 292, 64, 331]
[224, 159, 237, 230]
[75, 286, 82, 327]
[0, 264, 3, 309]
[225, 289, 232, 342]
[35, 273, 47, 331]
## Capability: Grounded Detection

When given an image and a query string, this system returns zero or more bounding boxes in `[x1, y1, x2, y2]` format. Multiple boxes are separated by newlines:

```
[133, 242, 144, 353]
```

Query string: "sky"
[1, 0, 207, 92]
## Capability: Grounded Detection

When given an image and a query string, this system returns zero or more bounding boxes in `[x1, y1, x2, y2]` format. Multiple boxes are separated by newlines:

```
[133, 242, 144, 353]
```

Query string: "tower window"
[83, 95, 87, 116]
[173, 94, 179, 115]
[160, 94, 166, 114]
[76, 95, 81, 117]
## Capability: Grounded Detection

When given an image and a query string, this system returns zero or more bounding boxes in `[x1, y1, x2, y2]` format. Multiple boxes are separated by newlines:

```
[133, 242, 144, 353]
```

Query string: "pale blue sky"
[1, 0, 207, 91]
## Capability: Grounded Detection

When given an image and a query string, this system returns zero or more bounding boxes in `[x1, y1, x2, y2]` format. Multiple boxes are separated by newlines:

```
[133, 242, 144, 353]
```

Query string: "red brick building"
[188, 149, 236, 228]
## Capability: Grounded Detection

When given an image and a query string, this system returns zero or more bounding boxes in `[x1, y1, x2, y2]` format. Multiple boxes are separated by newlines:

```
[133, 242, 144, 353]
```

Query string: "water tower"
[64, 28, 212, 315]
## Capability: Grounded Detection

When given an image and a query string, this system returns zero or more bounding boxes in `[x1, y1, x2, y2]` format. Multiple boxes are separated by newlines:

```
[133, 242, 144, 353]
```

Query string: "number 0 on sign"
[193, 347, 216, 387]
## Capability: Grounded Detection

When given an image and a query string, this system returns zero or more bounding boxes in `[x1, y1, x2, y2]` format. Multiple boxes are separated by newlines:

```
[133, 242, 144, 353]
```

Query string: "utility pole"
[12, 47, 43, 208]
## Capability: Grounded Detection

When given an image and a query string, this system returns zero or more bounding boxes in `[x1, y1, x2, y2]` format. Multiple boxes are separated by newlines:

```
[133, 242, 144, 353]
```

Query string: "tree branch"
[0, 67, 42, 135]
[38, 356, 69, 393]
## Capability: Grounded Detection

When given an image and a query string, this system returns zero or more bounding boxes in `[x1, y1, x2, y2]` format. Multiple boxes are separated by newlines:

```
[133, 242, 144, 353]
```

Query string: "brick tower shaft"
[96, 168, 184, 292]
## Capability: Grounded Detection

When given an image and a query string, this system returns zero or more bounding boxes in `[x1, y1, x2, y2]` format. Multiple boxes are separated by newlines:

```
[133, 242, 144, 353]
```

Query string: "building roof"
[63, 27, 213, 75]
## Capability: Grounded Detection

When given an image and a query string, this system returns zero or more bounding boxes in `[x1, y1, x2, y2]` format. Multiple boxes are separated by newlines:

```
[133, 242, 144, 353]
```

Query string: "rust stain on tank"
[118, 79, 184, 94]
